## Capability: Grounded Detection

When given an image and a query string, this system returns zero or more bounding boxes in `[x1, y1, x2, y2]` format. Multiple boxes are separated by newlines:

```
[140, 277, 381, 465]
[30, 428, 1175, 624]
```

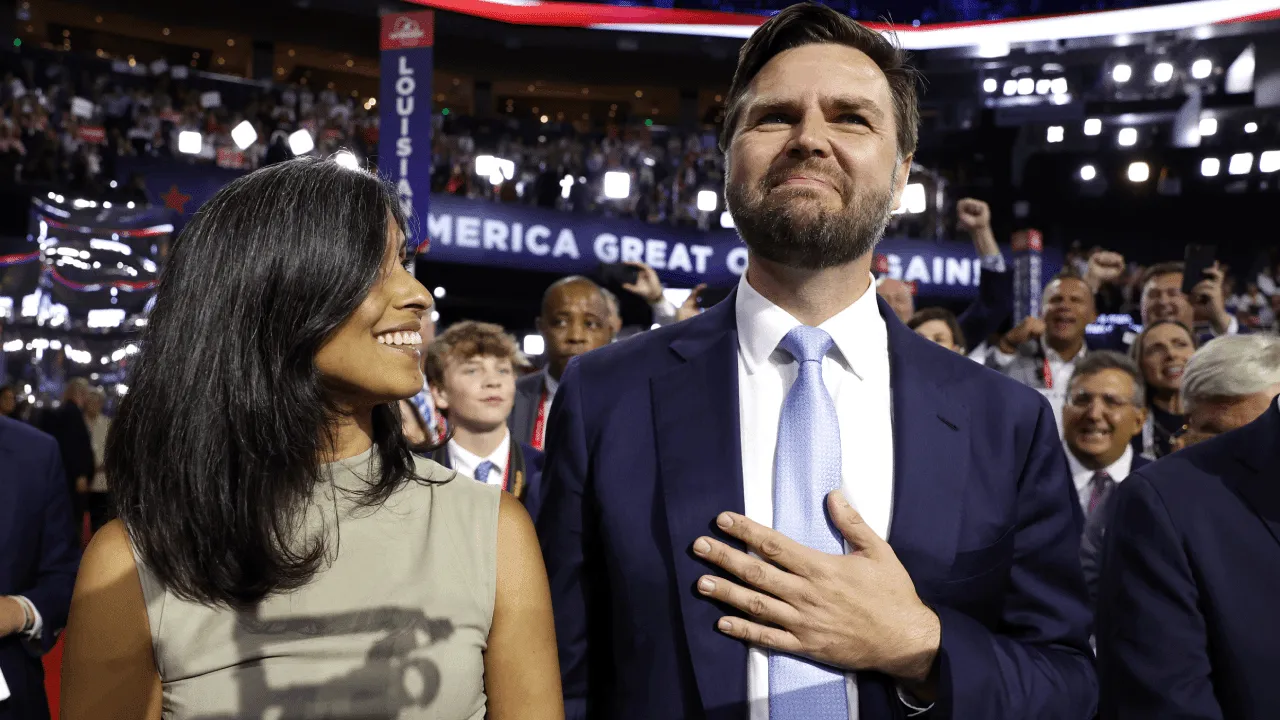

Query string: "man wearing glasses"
[1060, 351, 1150, 607]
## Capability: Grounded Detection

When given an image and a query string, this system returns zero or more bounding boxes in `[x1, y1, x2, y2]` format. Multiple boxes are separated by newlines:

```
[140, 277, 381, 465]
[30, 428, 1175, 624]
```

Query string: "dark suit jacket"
[1078, 453, 1152, 608]
[509, 371, 547, 448]
[956, 266, 1014, 354]
[35, 403, 93, 490]
[536, 290, 1097, 720]
[430, 441, 547, 523]
[0, 417, 81, 720]
[1096, 404, 1280, 720]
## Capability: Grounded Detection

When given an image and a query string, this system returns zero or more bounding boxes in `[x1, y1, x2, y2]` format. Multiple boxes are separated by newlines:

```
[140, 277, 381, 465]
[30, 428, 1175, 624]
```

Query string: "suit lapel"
[1224, 405, 1280, 550]
[651, 296, 749, 714]
[880, 299, 971, 581]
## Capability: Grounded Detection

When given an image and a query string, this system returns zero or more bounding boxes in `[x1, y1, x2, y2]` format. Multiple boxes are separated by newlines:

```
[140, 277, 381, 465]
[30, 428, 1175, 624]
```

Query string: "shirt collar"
[448, 429, 511, 476]
[1066, 442, 1133, 494]
[734, 271, 886, 381]
[543, 369, 560, 399]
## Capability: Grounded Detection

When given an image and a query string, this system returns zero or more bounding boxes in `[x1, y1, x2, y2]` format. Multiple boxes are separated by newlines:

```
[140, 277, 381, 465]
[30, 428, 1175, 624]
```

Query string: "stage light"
[1259, 151, 1280, 173]
[892, 183, 927, 215]
[88, 309, 126, 328]
[231, 120, 257, 150]
[1050, 78, 1068, 95]
[1084, 118, 1102, 136]
[1112, 64, 1132, 83]
[1127, 162, 1150, 182]
[178, 130, 202, 155]
[1117, 128, 1137, 147]
[1079, 164, 1097, 181]
[603, 171, 631, 200]
[1245, 122, 1259, 134]
[560, 174, 574, 199]
[1002, 80, 1017, 96]
[1200, 158, 1220, 177]
[1035, 79, 1051, 95]
[1152, 62, 1174, 83]
[983, 78, 997, 93]
[288, 129, 314, 155]
[1198, 117, 1218, 137]
[430, 310, 440, 323]
[1047, 126, 1064, 143]
[523, 334, 545, 356]
[696, 190, 717, 213]
[720, 211, 735, 229]
[1228, 152, 1253, 175]
[1191, 58, 1213, 79]
[333, 150, 359, 170]
[1016, 78, 1034, 95]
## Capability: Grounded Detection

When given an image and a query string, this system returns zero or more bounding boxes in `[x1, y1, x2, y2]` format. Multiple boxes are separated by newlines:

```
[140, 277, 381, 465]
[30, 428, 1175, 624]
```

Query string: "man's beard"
[726, 162, 897, 270]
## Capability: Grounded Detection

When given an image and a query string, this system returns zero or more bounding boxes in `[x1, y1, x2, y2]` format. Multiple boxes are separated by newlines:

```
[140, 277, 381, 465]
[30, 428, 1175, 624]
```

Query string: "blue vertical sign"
[1011, 228, 1044, 323]
[379, 10, 434, 254]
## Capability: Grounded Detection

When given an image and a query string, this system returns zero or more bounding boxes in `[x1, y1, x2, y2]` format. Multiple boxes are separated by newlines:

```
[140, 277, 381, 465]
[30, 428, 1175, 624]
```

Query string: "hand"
[676, 284, 706, 323]
[0, 596, 26, 638]
[955, 198, 991, 233]
[999, 316, 1045, 354]
[1085, 251, 1125, 292]
[621, 262, 665, 304]
[1191, 263, 1231, 334]
[692, 492, 941, 690]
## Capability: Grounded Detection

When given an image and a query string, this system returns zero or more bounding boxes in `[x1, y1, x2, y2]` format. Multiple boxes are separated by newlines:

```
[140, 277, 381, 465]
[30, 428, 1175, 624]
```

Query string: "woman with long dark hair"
[1129, 319, 1197, 459]
[59, 157, 562, 720]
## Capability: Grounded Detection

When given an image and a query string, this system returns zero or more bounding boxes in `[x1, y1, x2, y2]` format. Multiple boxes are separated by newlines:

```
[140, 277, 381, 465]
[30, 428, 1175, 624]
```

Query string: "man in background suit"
[537, 5, 1096, 719]
[1089, 261, 1244, 353]
[1097, 334, 1280, 719]
[1061, 351, 1151, 606]
[36, 378, 94, 533]
[511, 276, 613, 450]
[0, 415, 81, 720]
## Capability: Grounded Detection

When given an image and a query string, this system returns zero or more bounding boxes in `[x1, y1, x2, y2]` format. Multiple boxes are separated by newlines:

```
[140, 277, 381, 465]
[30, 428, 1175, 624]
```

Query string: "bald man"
[511, 276, 615, 449]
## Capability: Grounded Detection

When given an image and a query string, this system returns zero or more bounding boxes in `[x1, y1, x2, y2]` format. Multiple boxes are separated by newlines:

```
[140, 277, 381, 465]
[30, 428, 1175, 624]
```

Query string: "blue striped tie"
[770, 325, 847, 720]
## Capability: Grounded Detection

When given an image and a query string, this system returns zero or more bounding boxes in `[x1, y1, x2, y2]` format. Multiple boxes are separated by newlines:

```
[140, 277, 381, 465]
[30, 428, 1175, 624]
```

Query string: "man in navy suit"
[0, 416, 81, 720]
[536, 5, 1096, 719]
[1096, 334, 1280, 719]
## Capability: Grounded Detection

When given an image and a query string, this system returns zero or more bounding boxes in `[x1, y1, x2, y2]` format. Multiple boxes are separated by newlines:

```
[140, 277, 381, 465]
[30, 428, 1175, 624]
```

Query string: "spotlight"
[696, 190, 718, 213]
[1050, 78, 1068, 95]
[433, 287, 446, 299]
[1002, 79, 1017, 96]
[1259, 151, 1280, 173]
[288, 129, 315, 155]
[1035, 79, 1051, 95]
[892, 183, 927, 215]
[1112, 64, 1132, 83]
[177, 130, 202, 155]
[1152, 62, 1174, 83]
[1079, 164, 1097, 181]
[1084, 118, 1102, 136]
[1117, 128, 1138, 147]
[1228, 152, 1253, 175]
[1198, 117, 1218, 137]
[1047, 126, 1064, 143]
[333, 150, 359, 170]
[1016, 78, 1034, 95]
[1200, 158, 1220, 177]
[603, 171, 631, 200]
[522, 334, 545, 356]
[560, 174, 574, 199]
[1127, 161, 1150, 182]
[231, 120, 257, 150]
[1191, 58, 1213, 79]
[1245, 122, 1259, 134]
[720, 211, 735, 229]
[983, 78, 997, 93]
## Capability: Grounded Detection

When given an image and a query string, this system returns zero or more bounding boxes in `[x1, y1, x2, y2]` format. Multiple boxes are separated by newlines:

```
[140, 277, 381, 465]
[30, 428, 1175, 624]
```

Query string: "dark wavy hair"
[107, 156, 438, 609]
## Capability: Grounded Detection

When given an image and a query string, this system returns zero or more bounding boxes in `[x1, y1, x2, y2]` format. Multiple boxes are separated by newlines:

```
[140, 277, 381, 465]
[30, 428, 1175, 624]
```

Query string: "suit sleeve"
[534, 361, 602, 720]
[1095, 472, 1222, 720]
[957, 266, 1014, 353]
[932, 398, 1098, 719]
[19, 434, 81, 655]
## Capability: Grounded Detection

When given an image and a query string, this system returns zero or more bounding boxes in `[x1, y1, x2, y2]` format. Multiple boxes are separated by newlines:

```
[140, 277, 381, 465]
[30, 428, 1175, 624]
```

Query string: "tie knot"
[778, 325, 834, 365]
[474, 461, 495, 483]
[1092, 471, 1112, 486]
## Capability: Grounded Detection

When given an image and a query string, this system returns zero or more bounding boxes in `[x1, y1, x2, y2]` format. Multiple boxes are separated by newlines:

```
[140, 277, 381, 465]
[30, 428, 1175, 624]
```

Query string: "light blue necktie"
[474, 460, 495, 484]
[770, 325, 847, 720]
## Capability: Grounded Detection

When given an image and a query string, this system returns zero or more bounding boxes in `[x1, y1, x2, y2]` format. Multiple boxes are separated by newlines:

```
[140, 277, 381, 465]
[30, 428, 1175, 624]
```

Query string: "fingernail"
[718, 619, 732, 631]
[698, 577, 716, 593]
[693, 538, 711, 555]
[716, 513, 733, 529]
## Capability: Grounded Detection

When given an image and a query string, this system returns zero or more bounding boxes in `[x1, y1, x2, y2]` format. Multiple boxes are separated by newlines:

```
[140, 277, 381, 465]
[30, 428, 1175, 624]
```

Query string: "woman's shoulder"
[409, 455, 502, 516]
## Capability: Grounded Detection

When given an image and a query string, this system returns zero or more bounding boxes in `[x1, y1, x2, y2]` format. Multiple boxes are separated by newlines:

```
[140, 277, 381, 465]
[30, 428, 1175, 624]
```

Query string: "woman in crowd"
[59, 156, 561, 720]
[907, 307, 966, 354]
[1129, 319, 1197, 459]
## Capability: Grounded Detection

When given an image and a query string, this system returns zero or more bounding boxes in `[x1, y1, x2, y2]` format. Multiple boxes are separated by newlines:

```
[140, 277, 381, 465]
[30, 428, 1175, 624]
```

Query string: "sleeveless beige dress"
[133, 449, 501, 720]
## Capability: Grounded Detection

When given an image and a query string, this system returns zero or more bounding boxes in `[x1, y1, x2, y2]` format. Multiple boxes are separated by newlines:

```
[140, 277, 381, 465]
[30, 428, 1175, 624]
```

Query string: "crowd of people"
[5, 4, 1280, 720]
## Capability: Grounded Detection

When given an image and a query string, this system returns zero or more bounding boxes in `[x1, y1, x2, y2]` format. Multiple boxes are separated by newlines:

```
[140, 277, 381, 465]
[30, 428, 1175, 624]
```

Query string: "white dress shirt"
[1066, 443, 1134, 513]
[736, 273, 896, 720]
[448, 430, 511, 487]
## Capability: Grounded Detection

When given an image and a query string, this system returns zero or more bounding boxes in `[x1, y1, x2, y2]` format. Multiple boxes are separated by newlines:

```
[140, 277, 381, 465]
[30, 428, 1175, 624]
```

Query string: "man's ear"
[889, 153, 914, 212]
